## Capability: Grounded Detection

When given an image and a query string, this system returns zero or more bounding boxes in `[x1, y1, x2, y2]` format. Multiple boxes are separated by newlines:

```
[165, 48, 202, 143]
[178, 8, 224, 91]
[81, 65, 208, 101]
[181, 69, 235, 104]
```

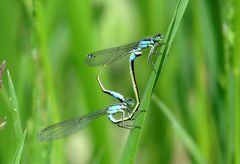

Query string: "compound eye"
[159, 34, 164, 40]
[126, 98, 135, 108]
[155, 34, 164, 41]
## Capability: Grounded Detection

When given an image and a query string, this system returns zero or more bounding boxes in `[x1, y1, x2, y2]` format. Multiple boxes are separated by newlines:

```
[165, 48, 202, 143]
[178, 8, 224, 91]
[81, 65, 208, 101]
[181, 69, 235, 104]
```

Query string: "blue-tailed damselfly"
[37, 99, 135, 141]
[86, 34, 164, 120]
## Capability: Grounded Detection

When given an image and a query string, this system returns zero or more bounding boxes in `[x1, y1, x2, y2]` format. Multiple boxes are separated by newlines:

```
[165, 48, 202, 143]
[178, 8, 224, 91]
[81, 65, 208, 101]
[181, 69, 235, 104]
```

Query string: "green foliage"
[0, 0, 239, 163]
[7, 70, 23, 139]
[152, 94, 205, 164]
[13, 129, 27, 164]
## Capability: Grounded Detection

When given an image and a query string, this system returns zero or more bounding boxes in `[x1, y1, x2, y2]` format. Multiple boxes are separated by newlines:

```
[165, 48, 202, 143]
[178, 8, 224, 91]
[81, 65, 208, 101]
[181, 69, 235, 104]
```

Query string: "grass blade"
[120, 0, 189, 163]
[7, 70, 23, 138]
[12, 129, 27, 164]
[153, 0, 189, 89]
[234, 0, 240, 163]
[152, 94, 206, 164]
[33, 0, 64, 163]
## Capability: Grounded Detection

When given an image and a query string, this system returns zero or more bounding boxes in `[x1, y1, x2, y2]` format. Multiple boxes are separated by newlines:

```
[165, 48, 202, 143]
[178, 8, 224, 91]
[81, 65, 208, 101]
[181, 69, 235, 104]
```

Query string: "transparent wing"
[37, 108, 108, 141]
[85, 42, 139, 66]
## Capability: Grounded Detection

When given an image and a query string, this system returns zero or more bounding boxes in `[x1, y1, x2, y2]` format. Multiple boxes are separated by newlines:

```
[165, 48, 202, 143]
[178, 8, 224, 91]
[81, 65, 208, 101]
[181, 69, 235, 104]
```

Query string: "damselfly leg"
[148, 43, 161, 72]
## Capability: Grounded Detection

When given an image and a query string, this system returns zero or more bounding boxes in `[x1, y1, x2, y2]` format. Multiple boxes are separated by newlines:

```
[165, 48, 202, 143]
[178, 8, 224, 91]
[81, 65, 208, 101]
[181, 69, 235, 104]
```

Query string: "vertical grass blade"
[12, 129, 27, 164]
[33, 0, 59, 121]
[152, 94, 206, 164]
[120, 0, 189, 163]
[33, 0, 63, 163]
[222, 1, 235, 163]
[153, 0, 189, 89]
[234, 0, 240, 163]
[7, 70, 23, 138]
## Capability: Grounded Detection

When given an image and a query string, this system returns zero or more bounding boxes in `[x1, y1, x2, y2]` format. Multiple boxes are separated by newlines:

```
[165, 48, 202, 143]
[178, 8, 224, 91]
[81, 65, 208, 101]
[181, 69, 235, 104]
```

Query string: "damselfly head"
[87, 54, 95, 59]
[125, 98, 135, 108]
[153, 34, 164, 42]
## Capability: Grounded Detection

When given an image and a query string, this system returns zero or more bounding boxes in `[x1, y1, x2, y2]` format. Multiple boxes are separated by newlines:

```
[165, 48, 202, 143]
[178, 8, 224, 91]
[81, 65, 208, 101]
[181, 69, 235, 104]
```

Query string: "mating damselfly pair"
[37, 33, 164, 141]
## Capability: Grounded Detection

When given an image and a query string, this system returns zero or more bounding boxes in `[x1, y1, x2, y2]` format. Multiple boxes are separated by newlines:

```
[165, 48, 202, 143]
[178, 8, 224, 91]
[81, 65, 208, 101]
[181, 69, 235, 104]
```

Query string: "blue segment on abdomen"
[129, 54, 137, 61]
[110, 91, 125, 102]
[107, 104, 126, 122]
[138, 40, 151, 49]
[107, 104, 124, 114]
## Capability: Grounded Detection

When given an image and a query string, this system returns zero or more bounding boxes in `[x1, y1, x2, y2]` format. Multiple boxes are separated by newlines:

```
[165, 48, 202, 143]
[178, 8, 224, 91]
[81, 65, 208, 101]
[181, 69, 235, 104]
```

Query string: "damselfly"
[38, 66, 136, 141]
[86, 34, 164, 67]
[37, 99, 135, 141]
[86, 34, 164, 119]
[37, 34, 164, 141]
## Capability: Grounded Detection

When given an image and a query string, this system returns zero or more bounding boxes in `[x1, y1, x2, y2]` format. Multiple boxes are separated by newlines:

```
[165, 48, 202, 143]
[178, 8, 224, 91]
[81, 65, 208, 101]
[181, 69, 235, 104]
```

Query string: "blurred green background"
[0, 0, 239, 163]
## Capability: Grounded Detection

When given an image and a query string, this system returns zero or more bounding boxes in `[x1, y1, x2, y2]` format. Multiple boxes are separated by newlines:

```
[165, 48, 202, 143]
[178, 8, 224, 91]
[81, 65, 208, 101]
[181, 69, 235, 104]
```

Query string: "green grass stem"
[12, 129, 27, 164]
[120, 0, 189, 163]
[152, 94, 206, 164]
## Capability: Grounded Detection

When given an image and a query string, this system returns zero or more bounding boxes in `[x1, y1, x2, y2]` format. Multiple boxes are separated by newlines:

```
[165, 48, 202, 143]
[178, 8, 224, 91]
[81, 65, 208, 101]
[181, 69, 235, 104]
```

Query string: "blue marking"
[108, 115, 116, 123]
[110, 91, 125, 102]
[107, 104, 127, 123]
[129, 54, 136, 61]
[108, 104, 122, 114]
[138, 40, 151, 49]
